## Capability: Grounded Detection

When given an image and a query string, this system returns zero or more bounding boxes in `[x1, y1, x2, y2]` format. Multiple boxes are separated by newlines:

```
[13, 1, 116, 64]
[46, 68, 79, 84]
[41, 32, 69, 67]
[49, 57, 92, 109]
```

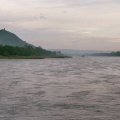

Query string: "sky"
[0, 0, 120, 51]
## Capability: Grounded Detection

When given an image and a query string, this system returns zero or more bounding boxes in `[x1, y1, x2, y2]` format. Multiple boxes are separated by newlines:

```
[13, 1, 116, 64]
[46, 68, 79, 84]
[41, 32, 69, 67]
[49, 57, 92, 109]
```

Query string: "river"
[0, 57, 120, 120]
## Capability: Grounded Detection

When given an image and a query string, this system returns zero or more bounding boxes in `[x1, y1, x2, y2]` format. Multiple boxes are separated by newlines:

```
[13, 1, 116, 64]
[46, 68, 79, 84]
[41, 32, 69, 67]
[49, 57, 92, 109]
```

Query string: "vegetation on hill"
[91, 51, 120, 57]
[0, 45, 66, 58]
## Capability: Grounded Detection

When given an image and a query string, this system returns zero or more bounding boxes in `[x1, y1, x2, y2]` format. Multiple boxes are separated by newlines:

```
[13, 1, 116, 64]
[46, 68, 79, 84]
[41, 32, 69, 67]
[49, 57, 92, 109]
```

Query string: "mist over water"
[0, 57, 120, 120]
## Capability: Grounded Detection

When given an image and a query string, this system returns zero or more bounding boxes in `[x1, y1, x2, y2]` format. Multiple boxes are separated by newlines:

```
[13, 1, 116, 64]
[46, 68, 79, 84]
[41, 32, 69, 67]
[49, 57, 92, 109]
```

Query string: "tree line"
[91, 51, 120, 57]
[0, 45, 59, 57]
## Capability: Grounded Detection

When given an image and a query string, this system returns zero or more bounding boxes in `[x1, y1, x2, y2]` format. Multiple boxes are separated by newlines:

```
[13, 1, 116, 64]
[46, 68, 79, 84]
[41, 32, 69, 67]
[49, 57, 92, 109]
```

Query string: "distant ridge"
[0, 28, 33, 47]
[50, 49, 110, 56]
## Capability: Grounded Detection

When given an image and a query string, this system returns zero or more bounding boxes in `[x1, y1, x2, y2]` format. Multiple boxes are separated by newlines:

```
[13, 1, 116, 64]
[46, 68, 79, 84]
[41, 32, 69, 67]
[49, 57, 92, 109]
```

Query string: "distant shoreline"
[0, 55, 71, 59]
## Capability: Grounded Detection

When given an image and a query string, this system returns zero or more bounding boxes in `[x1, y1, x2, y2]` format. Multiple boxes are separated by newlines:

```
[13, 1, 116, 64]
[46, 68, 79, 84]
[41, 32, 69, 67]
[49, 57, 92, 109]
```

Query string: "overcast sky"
[0, 0, 120, 51]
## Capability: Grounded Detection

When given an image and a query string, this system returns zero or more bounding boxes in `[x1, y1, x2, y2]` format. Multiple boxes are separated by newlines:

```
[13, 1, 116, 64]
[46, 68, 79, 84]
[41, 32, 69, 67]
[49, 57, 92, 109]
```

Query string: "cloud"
[67, 0, 120, 6]
[0, 0, 120, 50]
[1, 0, 120, 10]
[39, 15, 47, 19]
[62, 10, 68, 13]
[32, 0, 120, 7]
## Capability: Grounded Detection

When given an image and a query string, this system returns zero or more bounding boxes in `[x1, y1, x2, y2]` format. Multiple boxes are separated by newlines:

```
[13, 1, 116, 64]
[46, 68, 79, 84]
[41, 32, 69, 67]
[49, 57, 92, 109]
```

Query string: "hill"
[0, 28, 32, 47]
[0, 29, 68, 58]
[91, 51, 120, 57]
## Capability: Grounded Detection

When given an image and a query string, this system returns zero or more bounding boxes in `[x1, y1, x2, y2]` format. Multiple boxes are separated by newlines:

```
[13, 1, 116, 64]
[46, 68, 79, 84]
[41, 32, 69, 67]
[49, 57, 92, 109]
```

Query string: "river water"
[0, 57, 120, 120]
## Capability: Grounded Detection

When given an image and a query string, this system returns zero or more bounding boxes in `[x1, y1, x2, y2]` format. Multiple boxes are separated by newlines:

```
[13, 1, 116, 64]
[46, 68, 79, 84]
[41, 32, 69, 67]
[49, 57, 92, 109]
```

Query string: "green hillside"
[0, 29, 31, 47]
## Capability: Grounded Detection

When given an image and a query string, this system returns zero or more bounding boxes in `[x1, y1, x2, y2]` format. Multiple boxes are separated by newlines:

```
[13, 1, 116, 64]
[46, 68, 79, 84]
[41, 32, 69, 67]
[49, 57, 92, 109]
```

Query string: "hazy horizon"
[0, 0, 120, 51]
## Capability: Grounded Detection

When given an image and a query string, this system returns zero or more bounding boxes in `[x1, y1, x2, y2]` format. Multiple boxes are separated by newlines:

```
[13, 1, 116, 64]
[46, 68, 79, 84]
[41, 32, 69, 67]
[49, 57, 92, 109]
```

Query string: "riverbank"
[0, 55, 71, 59]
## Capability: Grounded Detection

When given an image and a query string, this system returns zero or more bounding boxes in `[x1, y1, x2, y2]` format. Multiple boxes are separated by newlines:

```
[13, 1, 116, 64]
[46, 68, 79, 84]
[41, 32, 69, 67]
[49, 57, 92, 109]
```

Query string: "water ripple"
[0, 57, 120, 120]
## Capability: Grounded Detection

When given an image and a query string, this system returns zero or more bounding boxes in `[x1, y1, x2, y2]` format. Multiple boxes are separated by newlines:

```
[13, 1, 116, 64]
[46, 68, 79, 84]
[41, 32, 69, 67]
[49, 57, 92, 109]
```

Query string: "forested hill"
[0, 45, 60, 58]
[0, 29, 67, 58]
[0, 29, 32, 47]
[91, 51, 120, 57]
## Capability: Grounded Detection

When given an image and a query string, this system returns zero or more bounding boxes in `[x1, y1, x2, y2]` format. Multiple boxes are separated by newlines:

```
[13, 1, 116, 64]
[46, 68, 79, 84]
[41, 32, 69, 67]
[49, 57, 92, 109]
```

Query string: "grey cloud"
[32, 15, 47, 21]
[0, 14, 47, 23]
[63, 0, 120, 7]
[6, 0, 120, 10]
[1, 0, 120, 8]
[39, 15, 47, 19]
[34, 0, 120, 6]
[62, 10, 68, 13]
